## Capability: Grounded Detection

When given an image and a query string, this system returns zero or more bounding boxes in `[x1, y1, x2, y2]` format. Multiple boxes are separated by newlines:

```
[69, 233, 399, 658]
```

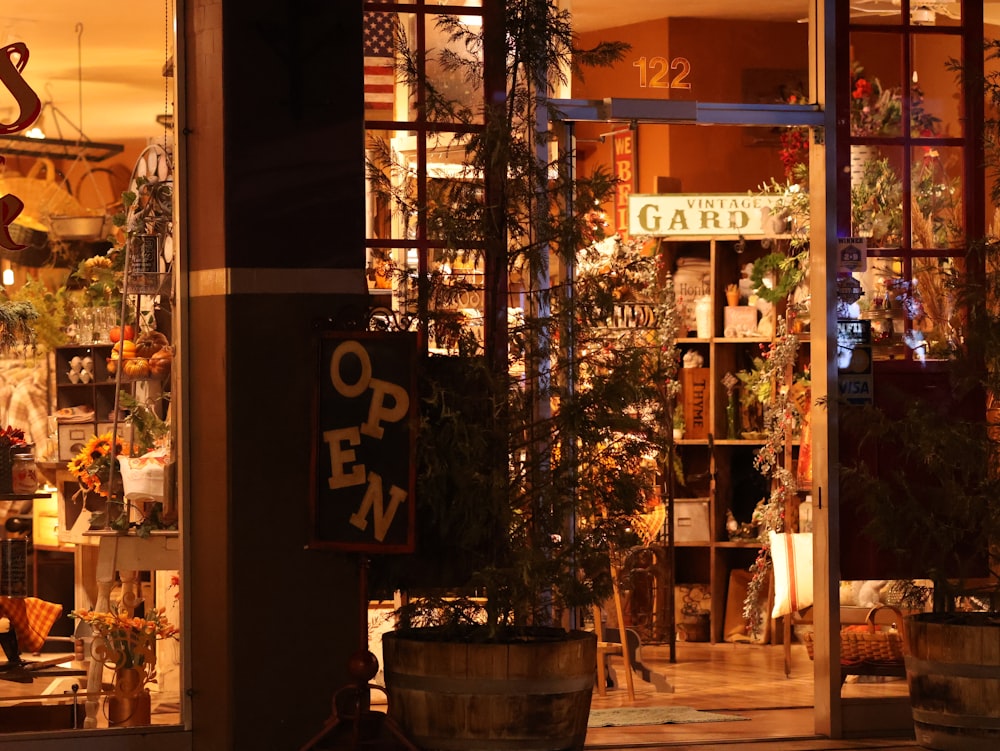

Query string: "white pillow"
[770, 531, 813, 618]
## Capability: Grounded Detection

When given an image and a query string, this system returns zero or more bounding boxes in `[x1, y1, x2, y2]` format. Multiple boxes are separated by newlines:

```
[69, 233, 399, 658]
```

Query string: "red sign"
[613, 129, 635, 238]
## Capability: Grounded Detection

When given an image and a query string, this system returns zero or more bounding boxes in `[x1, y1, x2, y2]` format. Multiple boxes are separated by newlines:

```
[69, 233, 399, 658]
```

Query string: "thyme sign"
[310, 331, 417, 552]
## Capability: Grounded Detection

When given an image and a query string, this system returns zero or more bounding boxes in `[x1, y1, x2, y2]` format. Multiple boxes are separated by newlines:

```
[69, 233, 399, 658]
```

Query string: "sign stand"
[299, 556, 417, 751]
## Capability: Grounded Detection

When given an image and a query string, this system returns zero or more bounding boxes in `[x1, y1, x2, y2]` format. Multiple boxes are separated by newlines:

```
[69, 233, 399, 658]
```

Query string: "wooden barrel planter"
[382, 627, 596, 751]
[905, 612, 1000, 751]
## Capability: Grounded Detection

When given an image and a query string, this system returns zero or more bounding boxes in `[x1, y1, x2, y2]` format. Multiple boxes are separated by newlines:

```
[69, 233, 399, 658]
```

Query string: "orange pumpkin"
[111, 340, 137, 360]
[149, 346, 174, 377]
[124, 358, 151, 379]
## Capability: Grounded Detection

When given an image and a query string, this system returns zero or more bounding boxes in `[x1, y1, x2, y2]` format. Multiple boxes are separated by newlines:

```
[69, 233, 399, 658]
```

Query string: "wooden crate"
[680, 368, 710, 439]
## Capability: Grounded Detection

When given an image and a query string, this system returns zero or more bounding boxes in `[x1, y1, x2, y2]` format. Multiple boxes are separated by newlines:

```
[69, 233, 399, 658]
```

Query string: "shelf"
[715, 540, 765, 549]
[714, 337, 771, 344]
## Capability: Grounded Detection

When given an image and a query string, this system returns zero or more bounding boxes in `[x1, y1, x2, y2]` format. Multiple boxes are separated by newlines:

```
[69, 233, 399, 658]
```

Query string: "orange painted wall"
[574, 17, 808, 230]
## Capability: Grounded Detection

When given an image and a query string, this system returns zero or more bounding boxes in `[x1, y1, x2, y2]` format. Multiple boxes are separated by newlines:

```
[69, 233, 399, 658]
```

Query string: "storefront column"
[183, 2, 369, 749]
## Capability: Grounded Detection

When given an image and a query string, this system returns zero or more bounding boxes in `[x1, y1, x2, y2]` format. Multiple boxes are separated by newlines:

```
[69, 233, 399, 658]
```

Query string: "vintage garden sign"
[310, 330, 417, 552]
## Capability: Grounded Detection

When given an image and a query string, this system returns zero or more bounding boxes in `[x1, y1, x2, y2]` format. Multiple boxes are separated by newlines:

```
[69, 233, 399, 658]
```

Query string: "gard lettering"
[637, 203, 661, 233]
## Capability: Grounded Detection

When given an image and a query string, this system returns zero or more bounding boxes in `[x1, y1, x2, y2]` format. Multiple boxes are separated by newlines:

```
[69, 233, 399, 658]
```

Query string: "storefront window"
[846, 12, 968, 363]
[364, 0, 487, 352]
[0, 1, 182, 736]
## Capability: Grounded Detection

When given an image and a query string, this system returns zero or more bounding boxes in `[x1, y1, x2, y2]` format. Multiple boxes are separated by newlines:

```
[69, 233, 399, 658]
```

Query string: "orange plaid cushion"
[0, 596, 63, 653]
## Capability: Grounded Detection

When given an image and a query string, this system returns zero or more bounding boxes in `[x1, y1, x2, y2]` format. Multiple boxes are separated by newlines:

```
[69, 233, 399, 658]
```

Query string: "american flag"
[363, 9, 396, 113]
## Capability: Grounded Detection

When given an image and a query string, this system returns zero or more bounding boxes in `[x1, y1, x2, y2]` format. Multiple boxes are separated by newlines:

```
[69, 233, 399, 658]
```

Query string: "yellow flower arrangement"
[66, 431, 132, 498]
[71, 607, 179, 692]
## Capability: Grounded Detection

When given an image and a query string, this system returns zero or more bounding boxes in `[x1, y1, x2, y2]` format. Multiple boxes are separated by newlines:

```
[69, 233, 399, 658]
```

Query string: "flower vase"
[106, 666, 152, 727]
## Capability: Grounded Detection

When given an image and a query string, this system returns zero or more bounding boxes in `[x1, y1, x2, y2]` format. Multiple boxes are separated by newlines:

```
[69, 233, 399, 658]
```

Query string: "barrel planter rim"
[383, 624, 592, 644]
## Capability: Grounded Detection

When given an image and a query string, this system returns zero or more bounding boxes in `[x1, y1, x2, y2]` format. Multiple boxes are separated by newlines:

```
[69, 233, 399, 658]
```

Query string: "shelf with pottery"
[664, 235, 807, 645]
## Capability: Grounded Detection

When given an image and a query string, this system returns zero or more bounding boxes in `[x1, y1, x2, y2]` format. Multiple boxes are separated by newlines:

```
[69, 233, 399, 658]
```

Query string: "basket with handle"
[804, 603, 906, 663]
[0, 157, 88, 221]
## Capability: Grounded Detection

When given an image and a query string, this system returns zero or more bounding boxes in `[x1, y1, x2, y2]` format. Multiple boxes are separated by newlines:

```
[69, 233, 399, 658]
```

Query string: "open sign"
[309, 330, 417, 552]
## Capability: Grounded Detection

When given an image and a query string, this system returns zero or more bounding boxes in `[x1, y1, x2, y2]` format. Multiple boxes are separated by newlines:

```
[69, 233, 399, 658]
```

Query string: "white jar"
[12, 453, 37, 494]
[695, 295, 712, 339]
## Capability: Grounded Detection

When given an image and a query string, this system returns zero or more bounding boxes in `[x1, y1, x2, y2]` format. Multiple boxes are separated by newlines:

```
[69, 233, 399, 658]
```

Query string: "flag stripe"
[364, 10, 397, 112]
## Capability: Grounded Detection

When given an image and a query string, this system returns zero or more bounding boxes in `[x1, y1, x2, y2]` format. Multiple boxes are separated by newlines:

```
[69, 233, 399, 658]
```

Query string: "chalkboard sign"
[1, 538, 28, 597]
[309, 331, 417, 552]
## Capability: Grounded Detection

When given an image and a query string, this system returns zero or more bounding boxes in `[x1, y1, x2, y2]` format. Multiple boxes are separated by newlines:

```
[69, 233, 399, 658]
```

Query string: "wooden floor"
[586, 640, 918, 750]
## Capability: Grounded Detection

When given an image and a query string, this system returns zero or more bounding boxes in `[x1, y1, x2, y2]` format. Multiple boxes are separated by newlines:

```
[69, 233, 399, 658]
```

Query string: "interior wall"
[573, 16, 809, 224]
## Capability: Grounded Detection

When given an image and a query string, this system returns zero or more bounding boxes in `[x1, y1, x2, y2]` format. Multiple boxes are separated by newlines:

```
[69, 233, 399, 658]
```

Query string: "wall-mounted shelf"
[0, 134, 124, 162]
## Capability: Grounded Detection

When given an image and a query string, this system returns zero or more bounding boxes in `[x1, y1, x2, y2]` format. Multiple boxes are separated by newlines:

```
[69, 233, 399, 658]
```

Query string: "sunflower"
[66, 432, 133, 497]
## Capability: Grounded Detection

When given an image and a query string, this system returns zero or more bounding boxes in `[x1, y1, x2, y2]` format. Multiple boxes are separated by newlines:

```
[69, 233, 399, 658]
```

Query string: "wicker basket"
[804, 604, 906, 663]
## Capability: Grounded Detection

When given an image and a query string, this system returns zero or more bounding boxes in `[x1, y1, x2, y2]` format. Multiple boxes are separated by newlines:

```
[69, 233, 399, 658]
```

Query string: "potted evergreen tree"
[364, 3, 682, 749]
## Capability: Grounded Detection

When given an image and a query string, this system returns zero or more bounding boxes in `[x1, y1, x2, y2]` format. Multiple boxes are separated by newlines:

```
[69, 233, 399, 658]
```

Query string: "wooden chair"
[594, 549, 635, 698]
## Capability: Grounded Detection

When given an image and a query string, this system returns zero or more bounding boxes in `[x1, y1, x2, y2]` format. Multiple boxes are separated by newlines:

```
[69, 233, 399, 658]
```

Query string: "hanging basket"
[0, 158, 88, 220]
[2, 220, 52, 266]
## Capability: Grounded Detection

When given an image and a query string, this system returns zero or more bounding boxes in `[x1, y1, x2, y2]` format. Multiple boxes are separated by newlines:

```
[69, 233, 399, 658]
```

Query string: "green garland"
[750, 252, 804, 304]
[0, 300, 38, 353]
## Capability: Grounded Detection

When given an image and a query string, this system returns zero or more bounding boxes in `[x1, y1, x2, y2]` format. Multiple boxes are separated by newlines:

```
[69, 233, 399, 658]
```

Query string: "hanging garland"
[750, 252, 805, 304]
[0, 301, 38, 353]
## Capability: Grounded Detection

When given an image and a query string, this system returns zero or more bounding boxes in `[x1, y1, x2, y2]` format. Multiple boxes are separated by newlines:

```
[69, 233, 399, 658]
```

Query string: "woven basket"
[0, 158, 87, 221]
[804, 604, 906, 663]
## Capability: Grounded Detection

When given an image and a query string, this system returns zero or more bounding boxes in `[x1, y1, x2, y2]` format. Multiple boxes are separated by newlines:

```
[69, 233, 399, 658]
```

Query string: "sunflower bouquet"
[67, 431, 132, 498]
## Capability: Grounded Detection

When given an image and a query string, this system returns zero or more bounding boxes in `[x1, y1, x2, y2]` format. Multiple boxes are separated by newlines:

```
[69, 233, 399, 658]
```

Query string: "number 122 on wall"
[632, 56, 691, 89]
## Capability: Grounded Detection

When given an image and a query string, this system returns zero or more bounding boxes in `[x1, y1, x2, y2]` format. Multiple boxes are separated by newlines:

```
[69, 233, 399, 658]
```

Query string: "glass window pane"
[850, 145, 904, 246]
[426, 248, 485, 354]
[363, 9, 408, 121]
[910, 256, 960, 360]
[911, 33, 963, 138]
[424, 14, 484, 124]
[850, 32, 905, 137]
[366, 129, 420, 242]
[912, 144, 964, 249]
[854, 256, 905, 360]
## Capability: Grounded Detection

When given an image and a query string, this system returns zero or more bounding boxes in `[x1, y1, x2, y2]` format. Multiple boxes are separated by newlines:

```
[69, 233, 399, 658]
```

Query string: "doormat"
[587, 706, 748, 727]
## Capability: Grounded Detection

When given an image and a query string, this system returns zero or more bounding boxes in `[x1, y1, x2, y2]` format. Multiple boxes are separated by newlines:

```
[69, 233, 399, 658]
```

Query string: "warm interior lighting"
[2, 268, 14, 286]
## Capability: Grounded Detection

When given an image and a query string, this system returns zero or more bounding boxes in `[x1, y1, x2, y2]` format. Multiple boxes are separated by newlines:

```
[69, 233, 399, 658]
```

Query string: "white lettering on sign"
[628, 194, 783, 237]
[324, 426, 364, 489]
[325, 340, 410, 541]
[349, 471, 408, 540]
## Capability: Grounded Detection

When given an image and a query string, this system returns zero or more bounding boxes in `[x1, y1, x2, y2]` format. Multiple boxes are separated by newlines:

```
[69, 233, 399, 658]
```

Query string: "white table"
[82, 531, 180, 728]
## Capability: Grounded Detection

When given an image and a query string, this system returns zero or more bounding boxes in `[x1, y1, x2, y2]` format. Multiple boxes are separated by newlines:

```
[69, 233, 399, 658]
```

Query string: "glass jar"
[11, 452, 38, 494]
